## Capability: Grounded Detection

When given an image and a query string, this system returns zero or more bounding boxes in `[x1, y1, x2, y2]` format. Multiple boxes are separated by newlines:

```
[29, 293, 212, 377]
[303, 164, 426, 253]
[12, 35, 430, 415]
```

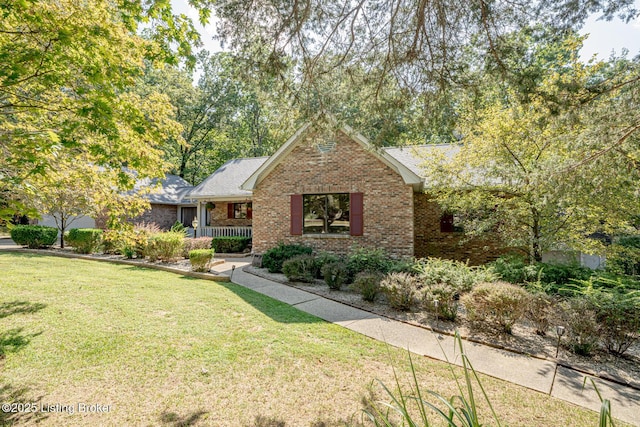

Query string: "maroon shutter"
[440, 213, 454, 232]
[247, 203, 253, 220]
[227, 203, 234, 219]
[290, 195, 303, 235]
[350, 192, 363, 236]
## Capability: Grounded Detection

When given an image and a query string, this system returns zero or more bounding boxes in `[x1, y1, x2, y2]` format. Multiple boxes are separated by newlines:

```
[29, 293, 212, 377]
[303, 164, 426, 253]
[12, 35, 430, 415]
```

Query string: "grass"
[0, 253, 608, 426]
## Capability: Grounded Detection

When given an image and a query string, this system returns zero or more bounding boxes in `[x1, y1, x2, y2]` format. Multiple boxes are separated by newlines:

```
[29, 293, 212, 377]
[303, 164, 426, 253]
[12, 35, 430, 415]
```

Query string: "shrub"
[605, 243, 640, 277]
[421, 283, 459, 321]
[10, 225, 58, 248]
[282, 254, 319, 283]
[380, 272, 420, 311]
[211, 236, 251, 253]
[412, 257, 496, 294]
[346, 246, 392, 280]
[146, 231, 185, 262]
[490, 255, 537, 284]
[591, 289, 640, 355]
[182, 237, 213, 258]
[315, 251, 342, 278]
[66, 228, 103, 254]
[262, 243, 312, 273]
[560, 297, 600, 356]
[189, 249, 214, 272]
[462, 282, 529, 334]
[119, 223, 160, 259]
[524, 291, 556, 336]
[351, 272, 383, 302]
[321, 261, 349, 290]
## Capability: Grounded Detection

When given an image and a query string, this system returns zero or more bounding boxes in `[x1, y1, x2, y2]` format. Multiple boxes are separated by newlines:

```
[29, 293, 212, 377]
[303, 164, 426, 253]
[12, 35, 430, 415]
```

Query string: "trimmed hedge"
[183, 237, 213, 258]
[10, 225, 58, 248]
[146, 231, 185, 262]
[211, 236, 251, 253]
[66, 228, 103, 254]
[189, 249, 214, 272]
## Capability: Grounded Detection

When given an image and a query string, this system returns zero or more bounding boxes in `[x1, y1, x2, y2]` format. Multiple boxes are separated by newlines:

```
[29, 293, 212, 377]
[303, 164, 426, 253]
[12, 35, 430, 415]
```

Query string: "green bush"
[262, 243, 313, 273]
[380, 272, 420, 311]
[351, 272, 383, 302]
[412, 257, 496, 294]
[10, 225, 58, 249]
[524, 290, 556, 336]
[462, 282, 529, 334]
[490, 256, 592, 292]
[282, 254, 319, 283]
[315, 251, 342, 278]
[189, 249, 214, 272]
[605, 244, 640, 277]
[561, 297, 600, 356]
[591, 289, 640, 355]
[170, 220, 187, 234]
[146, 231, 185, 262]
[211, 236, 251, 253]
[321, 261, 349, 290]
[616, 235, 640, 249]
[490, 256, 538, 284]
[182, 237, 213, 258]
[421, 283, 460, 322]
[66, 228, 103, 254]
[346, 246, 392, 280]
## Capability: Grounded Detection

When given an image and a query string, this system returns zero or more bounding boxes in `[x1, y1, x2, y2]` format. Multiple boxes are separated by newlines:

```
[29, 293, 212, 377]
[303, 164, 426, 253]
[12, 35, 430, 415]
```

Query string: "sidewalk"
[210, 258, 640, 427]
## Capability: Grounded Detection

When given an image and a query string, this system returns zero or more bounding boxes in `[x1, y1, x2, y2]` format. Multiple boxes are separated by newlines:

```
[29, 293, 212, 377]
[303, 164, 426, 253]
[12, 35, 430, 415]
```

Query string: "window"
[227, 203, 252, 219]
[303, 194, 350, 234]
[440, 213, 463, 233]
[181, 207, 197, 228]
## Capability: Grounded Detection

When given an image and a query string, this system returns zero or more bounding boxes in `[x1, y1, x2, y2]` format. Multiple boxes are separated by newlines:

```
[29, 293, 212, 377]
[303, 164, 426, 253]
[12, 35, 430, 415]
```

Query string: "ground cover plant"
[0, 253, 607, 426]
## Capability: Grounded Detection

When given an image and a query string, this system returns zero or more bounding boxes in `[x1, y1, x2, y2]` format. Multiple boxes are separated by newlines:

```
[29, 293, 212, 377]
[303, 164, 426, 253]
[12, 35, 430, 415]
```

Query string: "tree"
[0, 0, 204, 223]
[424, 32, 640, 262]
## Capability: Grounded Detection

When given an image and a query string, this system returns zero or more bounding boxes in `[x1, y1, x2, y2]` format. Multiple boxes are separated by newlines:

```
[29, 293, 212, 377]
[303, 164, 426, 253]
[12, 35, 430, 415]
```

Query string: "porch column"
[196, 200, 202, 237]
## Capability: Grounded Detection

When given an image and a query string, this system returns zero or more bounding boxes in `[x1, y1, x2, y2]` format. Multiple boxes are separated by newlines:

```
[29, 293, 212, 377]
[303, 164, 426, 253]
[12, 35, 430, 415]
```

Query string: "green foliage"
[262, 243, 313, 273]
[462, 282, 529, 334]
[605, 244, 640, 277]
[351, 272, 383, 302]
[363, 332, 502, 427]
[146, 231, 185, 262]
[346, 246, 392, 280]
[10, 225, 57, 249]
[211, 236, 251, 253]
[491, 256, 540, 284]
[421, 283, 460, 322]
[412, 257, 496, 293]
[379, 272, 420, 311]
[170, 221, 187, 234]
[524, 291, 557, 336]
[182, 237, 214, 258]
[282, 255, 319, 283]
[491, 256, 592, 293]
[561, 297, 600, 356]
[188, 249, 214, 272]
[321, 261, 349, 290]
[315, 251, 342, 278]
[66, 228, 103, 254]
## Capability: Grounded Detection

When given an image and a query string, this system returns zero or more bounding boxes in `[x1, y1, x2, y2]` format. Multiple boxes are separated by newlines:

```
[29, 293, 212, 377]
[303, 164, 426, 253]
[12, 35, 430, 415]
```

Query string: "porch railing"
[201, 226, 252, 238]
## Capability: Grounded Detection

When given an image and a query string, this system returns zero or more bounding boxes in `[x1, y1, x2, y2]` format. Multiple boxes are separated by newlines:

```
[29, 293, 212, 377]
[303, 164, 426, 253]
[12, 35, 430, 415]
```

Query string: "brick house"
[131, 174, 197, 230]
[191, 121, 503, 264]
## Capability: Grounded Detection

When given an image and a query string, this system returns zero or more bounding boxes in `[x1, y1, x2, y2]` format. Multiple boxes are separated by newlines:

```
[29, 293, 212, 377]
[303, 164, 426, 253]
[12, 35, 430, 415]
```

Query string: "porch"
[200, 226, 252, 238]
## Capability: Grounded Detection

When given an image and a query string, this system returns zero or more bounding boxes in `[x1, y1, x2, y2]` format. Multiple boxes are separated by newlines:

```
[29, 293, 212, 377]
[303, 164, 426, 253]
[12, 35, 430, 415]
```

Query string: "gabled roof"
[383, 144, 460, 178]
[241, 122, 424, 190]
[134, 174, 195, 205]
[188, 157, 268, 201]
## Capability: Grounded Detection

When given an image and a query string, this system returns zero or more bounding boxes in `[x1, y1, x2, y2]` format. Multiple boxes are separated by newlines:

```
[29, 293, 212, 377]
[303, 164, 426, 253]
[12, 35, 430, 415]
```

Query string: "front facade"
[193, 121, 504, 264]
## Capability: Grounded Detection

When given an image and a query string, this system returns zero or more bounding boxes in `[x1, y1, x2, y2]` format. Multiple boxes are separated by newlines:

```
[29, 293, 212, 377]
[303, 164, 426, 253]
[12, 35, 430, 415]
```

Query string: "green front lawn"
[0, 253, 603, 426]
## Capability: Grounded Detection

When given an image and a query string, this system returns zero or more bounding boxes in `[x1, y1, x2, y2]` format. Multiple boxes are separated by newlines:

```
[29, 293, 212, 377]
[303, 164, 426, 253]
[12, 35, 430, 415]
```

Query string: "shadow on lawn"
[159, 410, 208, 426]
[0, 384, 48, 425]
[0, 301, 47, 319]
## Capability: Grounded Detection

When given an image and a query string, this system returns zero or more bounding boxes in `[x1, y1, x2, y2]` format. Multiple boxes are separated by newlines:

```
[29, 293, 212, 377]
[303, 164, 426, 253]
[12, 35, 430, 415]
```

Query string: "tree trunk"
[531, 207, 542, 263]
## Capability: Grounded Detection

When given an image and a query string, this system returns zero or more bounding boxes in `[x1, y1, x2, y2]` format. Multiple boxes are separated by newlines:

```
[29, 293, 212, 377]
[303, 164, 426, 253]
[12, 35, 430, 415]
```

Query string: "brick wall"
[133, 204, 178, 230]
[413, 193, 505, 265]
[252, 130, 415, 257]
[206, 202, 252, 227]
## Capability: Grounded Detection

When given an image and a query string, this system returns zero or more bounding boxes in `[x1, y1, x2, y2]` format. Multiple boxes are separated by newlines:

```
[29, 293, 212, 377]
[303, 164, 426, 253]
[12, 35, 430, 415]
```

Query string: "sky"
[172, 0, 640, 64]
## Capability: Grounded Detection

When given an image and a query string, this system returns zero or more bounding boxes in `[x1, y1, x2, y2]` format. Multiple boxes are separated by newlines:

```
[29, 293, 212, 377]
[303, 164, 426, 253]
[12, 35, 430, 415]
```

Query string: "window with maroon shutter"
[290, 194, 303, 235]
[228, 202, 252, 219]
[302, 193, 350, 234]
[440, 213, 463, 232]
[350, 192, 363, 236]
[227, 203, 234, 219]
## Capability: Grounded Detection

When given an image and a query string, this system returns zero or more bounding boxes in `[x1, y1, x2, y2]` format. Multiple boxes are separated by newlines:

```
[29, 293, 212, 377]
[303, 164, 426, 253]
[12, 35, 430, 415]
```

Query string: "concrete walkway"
[209, 258, 640, 427]
[2, 242, 638, 425]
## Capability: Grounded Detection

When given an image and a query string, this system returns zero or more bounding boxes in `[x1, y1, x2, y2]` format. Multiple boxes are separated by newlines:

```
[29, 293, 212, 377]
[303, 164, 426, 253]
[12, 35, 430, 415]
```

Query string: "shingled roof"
[133, 174, 195, 205]
[188, 157, 269, 201]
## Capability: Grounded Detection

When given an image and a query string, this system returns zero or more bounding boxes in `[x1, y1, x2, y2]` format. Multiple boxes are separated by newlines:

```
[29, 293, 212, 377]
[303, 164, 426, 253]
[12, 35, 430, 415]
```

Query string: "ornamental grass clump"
[189, 249, 214, 272]
[380, 272, 420, 311]
[462, 281, 529, 334]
